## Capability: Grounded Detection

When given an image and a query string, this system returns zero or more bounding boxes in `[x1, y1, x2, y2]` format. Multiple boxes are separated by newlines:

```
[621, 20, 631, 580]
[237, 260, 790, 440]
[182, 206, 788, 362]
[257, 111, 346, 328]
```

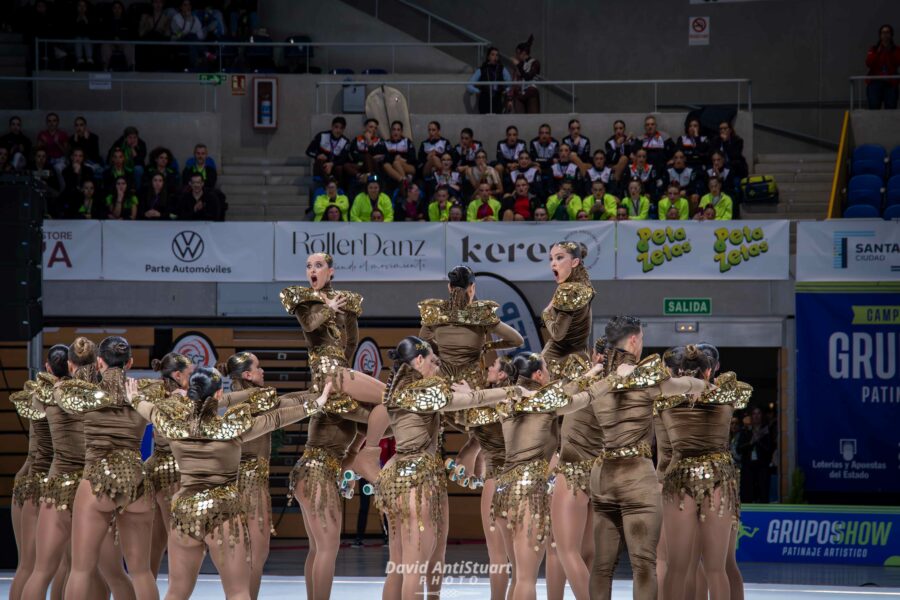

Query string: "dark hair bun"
[447, 265, 474, 289]
[151, 358, 162, 371]
[387, 349, 400, 361]
[70, 337, 96, 362]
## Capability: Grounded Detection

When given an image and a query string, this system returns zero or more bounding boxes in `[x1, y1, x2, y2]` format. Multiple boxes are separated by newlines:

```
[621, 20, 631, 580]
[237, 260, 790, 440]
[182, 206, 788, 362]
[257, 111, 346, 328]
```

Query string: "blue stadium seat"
[891, 145, 900, 176]
[847, 188, 882, 208]
[884, 204, 900, 220]
[886, 188, 900, 208]
[887, 174, 900, 196]
[843, 204, 880, 218]
[852, 144, 886, 164]
[852, 159, 886, 178]
[849, 174, 883, 193]
[362, 69, 388, 75]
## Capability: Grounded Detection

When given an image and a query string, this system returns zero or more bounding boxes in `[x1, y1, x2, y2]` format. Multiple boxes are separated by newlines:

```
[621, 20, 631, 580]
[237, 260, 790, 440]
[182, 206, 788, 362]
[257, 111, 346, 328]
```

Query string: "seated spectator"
[615, 205, 630, 221]
[468, 46, 511, 114]
[76, 180, 103, 219]
[0, 148, 12, 174]
[430, 152, 463, 198]
[382, 120, 417, 185]
[101, 1, 135, 71]
[395, 181, 426, 221]
[529, 123, 559, 175]
[71, 116, 102, 171]
[350, 118, 387, 183]
[465, 149, 503, 197]
[145, 147, 179, 195]
[575, 210, 590, 221]
[694, 205, 719, 221]
[665, 206, 681, 220]
[350, 177, 394, 222]
[454, 128, 483, 171]
[866, 24, 900, 109]
[178, 172, 223, 220]
[533, 205, 549, 222]
[448, 203, 464, 222]
[501, 176, 539, 221]
[171, 0, 206, 71]
[138, 0, 173, 70]
[706, 151, 738, 197]
[104, 147, 135, 195]
[658, 183, 689, 220]
[605, 119, 637, 182]
[508, 151, 542, 197]
[370, 209, 385, 223]
[105, 175, 139, 220]
[639, 115, 674, 170]
[1, 116, 31, 171]
[182, 143, 217, 189]
[585, 150, 616, 196]
[62, 148, 95, 197]
[200, 2, 226, 41]
[108, 126, 147, 189]
[666, 150, 703, 206]
[138, 173, 172, 220]
[621, 180, 650, 220]
[467, 181, 502, 222]
[31, 147, 61, 205]
[583, 180, 618, 221]
[510, 35, 540, 114]
[418, 121, 452, 177]
[494, 125, 526, 181]
[546, 179, 582, 221]
[307, 116, 353, 188]
[675, 118, 709, 169]
[713, 121, 748, 180]
[36, 112, 69, 181]
[626, 149, 661, 199]
[550, 143, 580, 193]
[562, 119, 591, 170]
[72, 0, 96, 67]
[699, 177, 733, 220]
[322, 205, 343, 222]
[226, 0, 260, 40]
[427, 186, 453, 222]
[313, 178, 349, 221]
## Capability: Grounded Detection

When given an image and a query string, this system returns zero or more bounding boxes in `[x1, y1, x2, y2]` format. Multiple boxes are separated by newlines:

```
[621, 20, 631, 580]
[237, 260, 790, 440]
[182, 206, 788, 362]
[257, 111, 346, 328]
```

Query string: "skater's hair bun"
[604, 316, 642, 346]
[98, 336, 131, 369]
[447, 265, 475, 289]
[47, 344, 69, 377]
[511, 352, 543, 380]
[68, 336, 97, 366]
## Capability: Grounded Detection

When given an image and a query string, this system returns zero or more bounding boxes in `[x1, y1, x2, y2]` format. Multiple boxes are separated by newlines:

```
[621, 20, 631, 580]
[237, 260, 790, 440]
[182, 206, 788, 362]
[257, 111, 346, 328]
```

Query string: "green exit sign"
[664, 298, 711, 316]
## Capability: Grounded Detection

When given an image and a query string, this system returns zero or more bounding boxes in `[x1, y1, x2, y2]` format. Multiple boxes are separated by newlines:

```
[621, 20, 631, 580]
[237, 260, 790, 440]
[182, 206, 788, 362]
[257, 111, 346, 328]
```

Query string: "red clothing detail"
[866, 45, 900, 86]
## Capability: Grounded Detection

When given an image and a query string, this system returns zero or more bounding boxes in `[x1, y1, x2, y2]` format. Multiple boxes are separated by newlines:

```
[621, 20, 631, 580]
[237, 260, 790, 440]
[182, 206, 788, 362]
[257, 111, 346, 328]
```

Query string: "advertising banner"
[102, 221, 274, 282]
[42, 220, 102, 280]
[796, 221, 900, 281]
[615, 220, 790, 279]
[274, 222, 445, 281]
[444, 222, 616, 281]
[736, 505, 900, 566]
[474, 273, 544, 355]
[796, 292, 900, 493]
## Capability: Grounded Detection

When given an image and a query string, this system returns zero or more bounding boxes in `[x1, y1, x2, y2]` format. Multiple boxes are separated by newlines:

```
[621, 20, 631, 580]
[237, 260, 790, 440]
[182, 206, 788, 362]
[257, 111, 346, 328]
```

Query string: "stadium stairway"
[742, 152, 836, 220]
[221, 157, 312, 221]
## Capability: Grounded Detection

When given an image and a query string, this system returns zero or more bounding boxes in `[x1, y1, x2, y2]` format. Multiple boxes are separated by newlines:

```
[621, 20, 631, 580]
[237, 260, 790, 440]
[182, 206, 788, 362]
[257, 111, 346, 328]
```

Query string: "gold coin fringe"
[144, 450, 180, 502]
[491, 459, 551, 550]
[12, 471, 47, 507]
[40, 470, 82, 511]
[170, 484, 249, 554]
[84, 449, 145, 509]
[663, 451, 740, 522]
[375, 453, 446, 548]
[596, 442, 653, 463]
[238, 457, 274, 535]
[555, 459, 593, 494]
[309, 348, 360, 415]
[288, 447, 342, 528]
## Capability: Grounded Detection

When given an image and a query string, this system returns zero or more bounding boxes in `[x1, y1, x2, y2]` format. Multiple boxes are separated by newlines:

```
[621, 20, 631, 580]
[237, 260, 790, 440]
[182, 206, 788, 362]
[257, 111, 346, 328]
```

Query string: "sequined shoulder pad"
[9, 389, 46, 420]
[150, 395, 195, 439]
[550, 282, 593, 312]
[136, 379, 170, 403]
[56, 378, 116, 413]
[418, 299, 448, 326]
[704, 372, 753, 409]
[461, 406, 502, 427]
[246, 387, 279, 415]
[280, 286, 322, 314]
[392, 376, 451, 412]
[609, 354, 669, 392]
[200, 404, 254, 440]
[419, 299, 501, 328]
[512, 381, 569, 413]
[28, 372, 58, 406]
[654, 394, 688, 414]
[337, 290, 363, 316]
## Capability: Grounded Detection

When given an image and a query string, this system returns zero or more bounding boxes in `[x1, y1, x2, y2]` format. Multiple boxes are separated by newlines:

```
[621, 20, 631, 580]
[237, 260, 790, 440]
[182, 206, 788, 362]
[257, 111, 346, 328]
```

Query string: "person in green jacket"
[546, 179, 583, 220]
[699, 177, 733, 220]
[466, 181, 502, 221]
[350, 176, 394, 222]
[621, 180, 650, 220]
[583, 180, 619, 220]
[427, 185, 453, 222]
[313, 178, 350, 221]
[657, 183, 690, 220]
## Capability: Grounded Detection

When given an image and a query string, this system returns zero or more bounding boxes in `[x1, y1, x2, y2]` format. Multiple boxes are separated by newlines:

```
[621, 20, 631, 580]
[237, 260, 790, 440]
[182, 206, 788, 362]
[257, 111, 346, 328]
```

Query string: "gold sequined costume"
[143, 379, 182, 502]
[10, 381, 53, 507]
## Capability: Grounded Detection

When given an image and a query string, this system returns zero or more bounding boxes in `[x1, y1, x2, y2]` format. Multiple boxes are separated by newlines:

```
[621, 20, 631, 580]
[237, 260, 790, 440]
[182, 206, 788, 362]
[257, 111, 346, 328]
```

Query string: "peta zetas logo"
[172, 231, 205, 263]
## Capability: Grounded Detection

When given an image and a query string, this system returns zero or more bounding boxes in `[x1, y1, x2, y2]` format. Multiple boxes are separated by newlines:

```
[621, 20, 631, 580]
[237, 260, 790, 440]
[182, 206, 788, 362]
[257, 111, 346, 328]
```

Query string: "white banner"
[796, 221, 900, 282]
[444, 222, 616, 282]
[615, 220, 790, 280]
[474, 273, 544, 355]
[274, 222, 446, 281]
[101, 221, 274, 282]
[43, 220, 102, 280]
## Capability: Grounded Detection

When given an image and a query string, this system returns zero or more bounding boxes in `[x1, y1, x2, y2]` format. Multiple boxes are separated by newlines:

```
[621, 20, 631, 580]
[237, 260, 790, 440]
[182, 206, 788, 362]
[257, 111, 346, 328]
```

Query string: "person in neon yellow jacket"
[546, 179, 583, 220]
[621, 180, 650, 220]
[350, 177, 394, 222]
[427, 186, 453, 222]
[698, 176, 733, 220]
[583, 180, 619, 220]
[313, 178, 350, 221]
[466, 180, 502, 221]
[657, 183, 690, 220]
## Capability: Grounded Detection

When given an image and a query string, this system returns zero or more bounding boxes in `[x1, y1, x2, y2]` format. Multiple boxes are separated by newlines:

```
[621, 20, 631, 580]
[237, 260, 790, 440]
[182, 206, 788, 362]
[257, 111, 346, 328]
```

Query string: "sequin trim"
[418, 299, 501, 327]
[238, 457, 273, 535]
[309, 347, 360, 415]
[391, 376, 451, 412]
[548, 282, 593, 312]
[288, 447, 343, 527]
[40, 470, 82, 511]
[84, 449, 145, 508]
[144, 450, 180, 501]
[171, 484, 249, 547]
[491, 460, 551, 547]
[555, 459, 593, 494]
[12, 470, 46, 507]
[547, 353, 591, 382]
[595, 442, 653, 463]
[9, 390, 46, 420]
[511, 381, 569, 414]
[609, 354, 669, 391]
[663, 451, 739, 521]
[375, 453, 446, 546]
[280, 286, 362, 316]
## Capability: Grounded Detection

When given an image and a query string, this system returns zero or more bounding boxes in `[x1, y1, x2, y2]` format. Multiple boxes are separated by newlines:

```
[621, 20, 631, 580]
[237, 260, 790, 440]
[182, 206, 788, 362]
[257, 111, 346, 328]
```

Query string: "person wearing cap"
[350, 176, 394, 222]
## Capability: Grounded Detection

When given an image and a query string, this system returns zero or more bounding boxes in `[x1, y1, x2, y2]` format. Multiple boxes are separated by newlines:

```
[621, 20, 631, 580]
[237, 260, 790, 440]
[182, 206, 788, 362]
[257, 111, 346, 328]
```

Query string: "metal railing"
[314, 77, 752, 114]
[34, 38, 488, 74]
[849, 75, 900, 110]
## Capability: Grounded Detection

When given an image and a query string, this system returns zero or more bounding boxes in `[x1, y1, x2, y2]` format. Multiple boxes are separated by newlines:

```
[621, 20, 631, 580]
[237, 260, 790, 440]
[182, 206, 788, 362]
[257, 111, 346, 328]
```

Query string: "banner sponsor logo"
[171, 231, 205, 263]
[635, 224, 692, 273]
[474, 273, 543, 355]
[712, 225, 770, 273]
[42, 220, 102, 280]
[353, 338, 383, 378]
[797, 221, 900, 281]
[172, 332, 218, 368]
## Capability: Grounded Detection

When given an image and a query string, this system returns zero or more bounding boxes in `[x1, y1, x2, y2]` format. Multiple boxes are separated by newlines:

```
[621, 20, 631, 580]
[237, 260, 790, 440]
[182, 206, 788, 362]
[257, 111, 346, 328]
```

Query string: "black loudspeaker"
[0, 177, 44, 340]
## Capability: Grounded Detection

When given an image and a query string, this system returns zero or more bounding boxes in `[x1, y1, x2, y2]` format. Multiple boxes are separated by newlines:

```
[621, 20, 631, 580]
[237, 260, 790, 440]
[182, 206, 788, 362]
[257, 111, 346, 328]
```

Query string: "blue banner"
[736, 505, 900, 566]
[796, 292, 900, 493]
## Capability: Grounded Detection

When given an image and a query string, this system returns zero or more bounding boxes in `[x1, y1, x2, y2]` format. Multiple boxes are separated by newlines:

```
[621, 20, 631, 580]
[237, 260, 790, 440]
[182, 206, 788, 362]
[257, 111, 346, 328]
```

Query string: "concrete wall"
[851, 109, 900, 149]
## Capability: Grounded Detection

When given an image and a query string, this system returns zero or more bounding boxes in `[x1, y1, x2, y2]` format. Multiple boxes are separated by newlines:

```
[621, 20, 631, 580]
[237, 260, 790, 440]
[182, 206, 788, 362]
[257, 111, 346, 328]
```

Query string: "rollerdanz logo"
[172, 231, 205, 263]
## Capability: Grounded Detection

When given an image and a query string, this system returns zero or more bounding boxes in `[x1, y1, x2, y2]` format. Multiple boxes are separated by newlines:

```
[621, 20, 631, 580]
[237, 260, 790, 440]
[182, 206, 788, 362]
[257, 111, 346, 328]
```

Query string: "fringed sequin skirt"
[555, 458, 593, 494]
[238, 457, 272, 534]
[171, 484, 248, 547]
[144, 450, 180, 502]
[41, 470, 82, 511]
[663, 451, 740, 522]
[492, 459, 551, 547]
[12, 471, 46, 507]
[309, 346, 360, 414]
[288, 447, 342, 526]
[84, 449, 145, 508]
[375, 452, 446, 543]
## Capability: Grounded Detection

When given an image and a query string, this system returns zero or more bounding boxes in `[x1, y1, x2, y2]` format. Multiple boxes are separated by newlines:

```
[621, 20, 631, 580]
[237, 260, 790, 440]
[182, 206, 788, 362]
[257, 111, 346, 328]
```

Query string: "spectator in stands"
[550, 143, 580, 193]
[350, 176, 394, 222]
[622, 180, 650, 220]
[714, 121, 748, 179]
[508, 150, 542, 198]
[699, 177, 733, 220]
[37, 112, 69, 182]
[468, 46, 511, 114]
[448, 203, 464, 222]
[465, 149, 503, 198]
[138, 0, 173, 70]
[510, 35, 540, 113]
[430, 152, 462, 198]
[501, 176, 538, 221]
[585, 149, 616, 197]
[454, 128, 482, 172]
[62, 148, 94, 198]
[350, 118, 387, 183]
[562, 119, 591, 171]
[323, 205, 342, 222]
[100, 1, 134, 71]
[467, 181, 501, 222]
[307, 116, 353, 187]
[639, 115, 673, 170]
[138, 173, 172, 220]
[547, 178, 582, 221]
[182, 143, 217, 189]
[418, 121, 452, 177]
[666, 150, 702, 207]
[605, 119, 637, 183]
[71, 116, 102, 171]
[865, 24, 900, 110]
[77, 180, 103, 219]
[382, 120, 417, 185]
[575, 210, 590, 221]
[706, 151, 737, 197]
[676, 118, 709, 169]
[625, 149, 660, 199]
[665, 206, 680, 221]
[178, 172, 223, 220]
[109, 126, 147, 188]
[529, 123, 559, 176]
[105, 175, 138, 220]
[395, 181, 426, 221]
[615, 206, 630, 221]
[1, 116, 31, 171]
[313, 178, 349, 221]
[0, 148, 12, 174]
[104, 147, 134, 194]
[200, 2, 226, 41]
[146, 147, 179, 195]
[533, 205, 549, 222]
[32, 147, 61, 203]
[171, 0, 206, 70]
[584, 180, 617, 221]
[71, 0, 95, 67]
[226, 0, 259, 40]
[427, 186, 453, 222]
[370, 209, 385, 222]
[658, 183, 689, 220]
[494, 125, 525, 181]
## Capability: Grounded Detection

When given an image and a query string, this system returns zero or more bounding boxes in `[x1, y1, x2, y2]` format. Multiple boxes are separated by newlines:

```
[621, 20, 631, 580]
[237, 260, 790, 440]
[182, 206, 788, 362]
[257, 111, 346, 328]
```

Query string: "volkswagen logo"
[172, 230, 205, 263]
